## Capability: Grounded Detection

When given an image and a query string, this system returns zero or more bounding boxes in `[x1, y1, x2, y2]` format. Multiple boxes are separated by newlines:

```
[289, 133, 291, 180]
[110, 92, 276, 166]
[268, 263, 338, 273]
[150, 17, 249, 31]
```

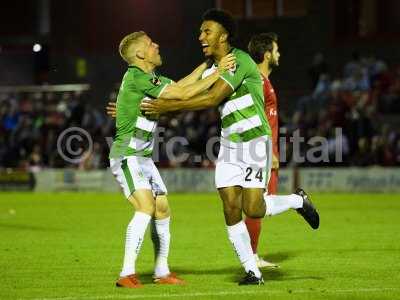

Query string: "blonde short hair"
[119, 31, 146, 64]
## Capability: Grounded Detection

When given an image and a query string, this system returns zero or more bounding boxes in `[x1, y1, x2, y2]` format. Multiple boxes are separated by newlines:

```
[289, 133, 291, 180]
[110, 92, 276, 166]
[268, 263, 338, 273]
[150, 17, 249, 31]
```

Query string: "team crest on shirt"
[228, 63, 238, 76]
[150, 76, 162, 86]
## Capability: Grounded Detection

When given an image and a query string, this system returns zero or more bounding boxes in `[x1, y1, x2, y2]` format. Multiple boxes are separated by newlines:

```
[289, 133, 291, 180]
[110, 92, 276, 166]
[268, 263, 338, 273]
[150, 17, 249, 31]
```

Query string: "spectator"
[308, 52, 329, 89]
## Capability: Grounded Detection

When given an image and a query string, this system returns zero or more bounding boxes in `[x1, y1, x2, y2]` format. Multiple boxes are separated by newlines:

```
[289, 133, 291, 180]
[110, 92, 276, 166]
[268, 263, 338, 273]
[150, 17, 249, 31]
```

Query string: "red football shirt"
[262, 74, 279, 157]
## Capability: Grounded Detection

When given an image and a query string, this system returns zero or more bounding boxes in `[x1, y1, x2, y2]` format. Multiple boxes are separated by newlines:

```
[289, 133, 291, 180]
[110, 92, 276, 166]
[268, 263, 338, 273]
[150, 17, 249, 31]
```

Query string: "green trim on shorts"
[121, 159, 135, 195]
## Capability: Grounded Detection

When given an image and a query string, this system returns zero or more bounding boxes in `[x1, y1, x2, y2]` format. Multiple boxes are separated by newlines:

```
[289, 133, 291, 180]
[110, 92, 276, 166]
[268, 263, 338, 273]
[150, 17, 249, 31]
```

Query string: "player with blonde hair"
[109, 31, 235, 288]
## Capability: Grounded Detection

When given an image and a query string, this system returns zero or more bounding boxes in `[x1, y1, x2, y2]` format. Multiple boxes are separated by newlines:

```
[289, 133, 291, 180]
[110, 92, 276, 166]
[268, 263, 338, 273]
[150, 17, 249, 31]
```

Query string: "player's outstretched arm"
[159, 54, 235, 101]
[141, 78, 233, 115]
[175, 53, 234, 87]
[174, 62, 209, 87]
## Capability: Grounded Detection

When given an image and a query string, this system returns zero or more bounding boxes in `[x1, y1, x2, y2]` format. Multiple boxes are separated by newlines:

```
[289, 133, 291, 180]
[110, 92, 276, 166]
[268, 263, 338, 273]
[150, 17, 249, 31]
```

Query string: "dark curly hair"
[248, 32, 278, 64]
[202, 9, 237, 43]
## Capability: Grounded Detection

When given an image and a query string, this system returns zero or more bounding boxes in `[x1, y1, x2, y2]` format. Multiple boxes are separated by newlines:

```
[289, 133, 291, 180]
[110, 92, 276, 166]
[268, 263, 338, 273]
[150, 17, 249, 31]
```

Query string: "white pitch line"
[25, 287, 400, 300]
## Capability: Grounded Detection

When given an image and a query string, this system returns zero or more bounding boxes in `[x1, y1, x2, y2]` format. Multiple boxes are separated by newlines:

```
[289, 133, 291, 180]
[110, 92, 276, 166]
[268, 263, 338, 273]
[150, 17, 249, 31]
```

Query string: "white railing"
[0, 84, 90, 93]
[4, 167, 396, 193]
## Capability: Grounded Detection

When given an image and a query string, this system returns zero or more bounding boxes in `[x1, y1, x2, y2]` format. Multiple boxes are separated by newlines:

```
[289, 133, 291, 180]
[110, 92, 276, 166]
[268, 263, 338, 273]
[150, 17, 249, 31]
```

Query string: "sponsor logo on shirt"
[269, 108, 277, 116]
[228, 63, 238, 76]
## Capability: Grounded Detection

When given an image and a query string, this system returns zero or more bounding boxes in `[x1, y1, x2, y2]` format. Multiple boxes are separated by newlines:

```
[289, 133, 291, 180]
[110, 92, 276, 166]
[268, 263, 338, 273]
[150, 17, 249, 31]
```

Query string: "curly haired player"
[141, 10, 320, 285]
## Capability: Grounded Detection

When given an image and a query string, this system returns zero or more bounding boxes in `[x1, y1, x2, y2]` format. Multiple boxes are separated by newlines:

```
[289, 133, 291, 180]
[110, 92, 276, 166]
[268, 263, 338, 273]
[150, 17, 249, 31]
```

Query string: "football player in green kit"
[141, 10, 319, 285]
[110, 31, 235, 288]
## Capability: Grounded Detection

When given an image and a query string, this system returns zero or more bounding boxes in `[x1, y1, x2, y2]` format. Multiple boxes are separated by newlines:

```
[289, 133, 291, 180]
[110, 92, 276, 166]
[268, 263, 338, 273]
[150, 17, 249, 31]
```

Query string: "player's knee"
[224, 212, 242, 225]
[223, 202, 241, 216]
[155, 203, 170, 219]
[155, 195, 170, 219]
[243, 201, 264, 218]
[223, 205, 242, 224]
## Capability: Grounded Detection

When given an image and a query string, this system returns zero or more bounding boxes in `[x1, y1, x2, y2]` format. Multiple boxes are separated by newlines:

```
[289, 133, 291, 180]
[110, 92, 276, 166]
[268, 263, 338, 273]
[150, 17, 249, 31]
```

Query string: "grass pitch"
[1, 192, 400, 300]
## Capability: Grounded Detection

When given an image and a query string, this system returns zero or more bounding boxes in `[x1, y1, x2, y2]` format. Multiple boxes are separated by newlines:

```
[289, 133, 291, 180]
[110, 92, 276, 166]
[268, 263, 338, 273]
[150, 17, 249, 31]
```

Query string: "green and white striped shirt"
[109, 66, 171, 158]
[204, 48, 272, 147]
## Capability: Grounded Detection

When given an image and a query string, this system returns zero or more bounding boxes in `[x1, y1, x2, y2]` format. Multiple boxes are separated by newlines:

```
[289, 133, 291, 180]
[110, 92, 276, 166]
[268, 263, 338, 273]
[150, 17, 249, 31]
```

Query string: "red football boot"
[154, 272, 185, 285]
[116, 274, 143, 288]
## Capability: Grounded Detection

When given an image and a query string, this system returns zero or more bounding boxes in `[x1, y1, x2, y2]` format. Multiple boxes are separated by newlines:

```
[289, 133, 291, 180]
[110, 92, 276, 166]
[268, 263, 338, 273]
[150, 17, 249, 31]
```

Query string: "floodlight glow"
[33, 43, 42, 52]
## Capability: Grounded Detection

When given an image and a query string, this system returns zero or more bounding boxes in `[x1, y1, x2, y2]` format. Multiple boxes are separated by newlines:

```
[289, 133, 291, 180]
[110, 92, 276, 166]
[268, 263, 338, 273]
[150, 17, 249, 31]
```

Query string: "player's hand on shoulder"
[106, 101, 117, 118]
[218, 53, 236, 74]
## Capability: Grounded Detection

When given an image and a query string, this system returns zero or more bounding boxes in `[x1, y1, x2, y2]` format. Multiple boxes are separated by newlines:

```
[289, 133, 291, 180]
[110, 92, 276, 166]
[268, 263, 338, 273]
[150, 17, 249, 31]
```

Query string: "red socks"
[244, 217, 262, 253]
[245, 169, 279, 254]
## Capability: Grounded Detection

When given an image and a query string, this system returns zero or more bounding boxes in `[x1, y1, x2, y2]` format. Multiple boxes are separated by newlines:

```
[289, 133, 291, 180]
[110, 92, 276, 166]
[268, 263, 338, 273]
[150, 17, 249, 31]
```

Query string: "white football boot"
[254, 254, 279, 269]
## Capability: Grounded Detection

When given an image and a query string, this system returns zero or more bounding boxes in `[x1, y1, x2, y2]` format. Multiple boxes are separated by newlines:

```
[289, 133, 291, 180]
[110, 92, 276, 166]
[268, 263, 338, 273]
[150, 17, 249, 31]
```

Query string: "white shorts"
[109, 156, 167, 199]
[215, 137, 272, 189]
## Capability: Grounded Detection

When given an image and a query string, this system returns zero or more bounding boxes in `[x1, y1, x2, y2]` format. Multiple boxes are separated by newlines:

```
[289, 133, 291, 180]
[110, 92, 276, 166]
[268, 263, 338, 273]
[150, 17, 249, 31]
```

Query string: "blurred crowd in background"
[1, 52, 400, 171]
[296, 51, 400, 166]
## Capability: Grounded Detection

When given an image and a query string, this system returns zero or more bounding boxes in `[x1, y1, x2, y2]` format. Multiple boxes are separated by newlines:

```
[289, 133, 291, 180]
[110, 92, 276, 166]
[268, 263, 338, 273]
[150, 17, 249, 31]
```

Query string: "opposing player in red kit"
[245, 32, 281, 268]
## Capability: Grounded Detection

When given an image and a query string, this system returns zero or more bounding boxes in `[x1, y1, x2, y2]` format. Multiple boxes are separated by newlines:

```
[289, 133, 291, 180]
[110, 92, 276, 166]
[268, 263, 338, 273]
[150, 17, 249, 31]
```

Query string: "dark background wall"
[49, 0, 214, 101]
[1, 0, 399, 106]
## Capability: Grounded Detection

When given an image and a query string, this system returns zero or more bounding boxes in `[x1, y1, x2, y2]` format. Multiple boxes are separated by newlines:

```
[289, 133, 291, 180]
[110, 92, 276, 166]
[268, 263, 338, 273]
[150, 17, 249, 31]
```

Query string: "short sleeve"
[219, 62, 248, 91]
[134, 73, 172, 98]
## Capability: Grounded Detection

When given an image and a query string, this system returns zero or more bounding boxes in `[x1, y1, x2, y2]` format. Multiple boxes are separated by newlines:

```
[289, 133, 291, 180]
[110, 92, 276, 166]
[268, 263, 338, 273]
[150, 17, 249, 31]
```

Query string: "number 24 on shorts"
[245, 167, 263, 182]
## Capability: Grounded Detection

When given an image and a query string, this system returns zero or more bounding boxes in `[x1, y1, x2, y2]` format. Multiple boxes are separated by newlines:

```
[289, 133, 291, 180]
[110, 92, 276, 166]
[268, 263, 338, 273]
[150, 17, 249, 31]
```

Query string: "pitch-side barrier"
[1, 167, 398, 193]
